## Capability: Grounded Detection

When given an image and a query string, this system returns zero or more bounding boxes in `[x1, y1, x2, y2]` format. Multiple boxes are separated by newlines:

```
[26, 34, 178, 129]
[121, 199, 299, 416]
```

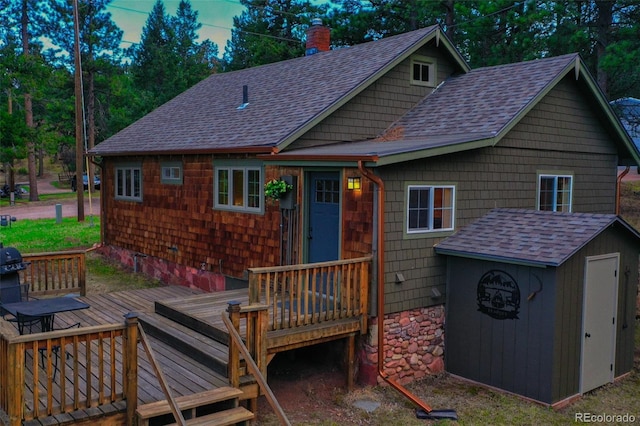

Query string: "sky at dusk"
[106, 0, 246, 51]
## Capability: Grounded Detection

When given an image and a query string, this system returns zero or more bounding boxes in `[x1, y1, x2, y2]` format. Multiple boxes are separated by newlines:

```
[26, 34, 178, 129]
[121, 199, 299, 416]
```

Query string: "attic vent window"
[410, 55, 436, 87]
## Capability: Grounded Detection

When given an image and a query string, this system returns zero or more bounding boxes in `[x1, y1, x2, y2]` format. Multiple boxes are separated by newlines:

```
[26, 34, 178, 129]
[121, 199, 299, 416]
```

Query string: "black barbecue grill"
[0, 243, 29, 287]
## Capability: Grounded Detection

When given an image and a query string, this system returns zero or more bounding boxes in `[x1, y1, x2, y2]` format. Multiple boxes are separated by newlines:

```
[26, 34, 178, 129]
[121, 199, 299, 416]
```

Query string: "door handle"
[308, 226, 313, 240]
[585, 332, 591, 338]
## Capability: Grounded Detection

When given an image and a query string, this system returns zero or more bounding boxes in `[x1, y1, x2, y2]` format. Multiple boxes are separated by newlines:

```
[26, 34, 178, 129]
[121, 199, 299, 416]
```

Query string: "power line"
[106, 2, 303, 45]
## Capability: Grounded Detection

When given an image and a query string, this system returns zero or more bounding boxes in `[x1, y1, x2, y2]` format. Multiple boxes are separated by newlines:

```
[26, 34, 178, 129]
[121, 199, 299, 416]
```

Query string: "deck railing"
[247, 256, 371, 332]
[0, 315, 139, 426]
[21, 250, 87, 297]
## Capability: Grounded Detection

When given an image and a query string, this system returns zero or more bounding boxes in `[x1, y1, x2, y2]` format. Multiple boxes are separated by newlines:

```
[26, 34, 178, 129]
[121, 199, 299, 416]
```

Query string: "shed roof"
[434, 209, 640, 267]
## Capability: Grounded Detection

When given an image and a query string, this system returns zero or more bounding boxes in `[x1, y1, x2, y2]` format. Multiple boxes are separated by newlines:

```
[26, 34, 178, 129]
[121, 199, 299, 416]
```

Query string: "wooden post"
[248, 271, 259, 304]
[124, 313, 139, 426]
[78, 252, 86, 296]
[7, 340, 25, 426]
[227, 301, 241, 388]
[346, 333, 356, 391]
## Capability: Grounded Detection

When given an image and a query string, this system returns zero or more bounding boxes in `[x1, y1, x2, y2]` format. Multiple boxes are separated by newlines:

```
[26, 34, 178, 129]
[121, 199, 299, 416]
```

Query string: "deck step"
[139, 313, 229, 376]
[155, 300, 230, 345]
[136, 387, 244, 425]
[168, 406, 255, 426]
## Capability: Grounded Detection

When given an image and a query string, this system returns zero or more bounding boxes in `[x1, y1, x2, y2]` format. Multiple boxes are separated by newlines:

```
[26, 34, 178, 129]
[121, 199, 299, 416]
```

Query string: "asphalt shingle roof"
[434, 208, 638, 267]
[271, 54, 580, 162]
[386, 53, 578, 139]
[91, 25, 440, 156]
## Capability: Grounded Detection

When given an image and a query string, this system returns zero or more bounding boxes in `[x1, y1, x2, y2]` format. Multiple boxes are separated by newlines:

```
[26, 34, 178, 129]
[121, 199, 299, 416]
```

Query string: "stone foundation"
[359, 305, 446, 386]
[97, 245, 226, 292]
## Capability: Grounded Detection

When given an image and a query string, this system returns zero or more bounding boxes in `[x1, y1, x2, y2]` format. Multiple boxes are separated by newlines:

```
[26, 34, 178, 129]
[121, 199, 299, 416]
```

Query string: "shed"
[434, 209, 640, 406]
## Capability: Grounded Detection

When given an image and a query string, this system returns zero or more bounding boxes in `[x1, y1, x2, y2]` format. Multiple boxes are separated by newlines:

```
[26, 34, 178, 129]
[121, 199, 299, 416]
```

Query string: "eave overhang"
[88, 146, 273, 157]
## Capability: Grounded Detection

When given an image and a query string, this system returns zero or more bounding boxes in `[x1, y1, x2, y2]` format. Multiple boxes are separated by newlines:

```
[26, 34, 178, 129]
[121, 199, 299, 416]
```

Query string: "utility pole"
[73, 0, 84, 221]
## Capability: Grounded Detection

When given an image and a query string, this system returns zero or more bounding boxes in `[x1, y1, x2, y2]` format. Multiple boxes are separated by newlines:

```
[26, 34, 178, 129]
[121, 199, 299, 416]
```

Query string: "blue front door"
[307, 172, 340, 263]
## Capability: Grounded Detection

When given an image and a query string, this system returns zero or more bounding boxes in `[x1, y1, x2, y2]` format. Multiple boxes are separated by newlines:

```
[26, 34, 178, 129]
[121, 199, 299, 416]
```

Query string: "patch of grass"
[0, 217, 100, 253]
[85, 253, 162, 295]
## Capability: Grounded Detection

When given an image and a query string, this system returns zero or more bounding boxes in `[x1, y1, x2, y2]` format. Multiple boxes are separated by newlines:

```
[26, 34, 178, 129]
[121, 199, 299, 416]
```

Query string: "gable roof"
[434, 208, 640, 267]
[270, 54, 640, 167]
[91, 25, 467, 157]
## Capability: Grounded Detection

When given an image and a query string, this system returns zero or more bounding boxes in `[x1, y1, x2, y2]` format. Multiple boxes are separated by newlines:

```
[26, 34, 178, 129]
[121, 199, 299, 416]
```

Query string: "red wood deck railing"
[21, 250, 87, 297]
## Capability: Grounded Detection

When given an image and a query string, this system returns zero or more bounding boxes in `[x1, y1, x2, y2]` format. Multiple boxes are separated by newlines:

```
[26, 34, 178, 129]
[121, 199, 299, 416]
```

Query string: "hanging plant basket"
[264, 179, 293, 202]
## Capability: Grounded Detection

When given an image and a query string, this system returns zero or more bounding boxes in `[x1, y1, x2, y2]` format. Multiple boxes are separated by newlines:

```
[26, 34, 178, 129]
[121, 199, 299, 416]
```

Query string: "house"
[90, 22, 640, 401]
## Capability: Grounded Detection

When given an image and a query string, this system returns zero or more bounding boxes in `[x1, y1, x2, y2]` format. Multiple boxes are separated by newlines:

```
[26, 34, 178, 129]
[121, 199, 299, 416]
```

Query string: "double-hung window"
[214, 162, 262, 213]
[406, 185, 455, 234]
[115, 164, 142, 201]
[538, 174, 572, 212]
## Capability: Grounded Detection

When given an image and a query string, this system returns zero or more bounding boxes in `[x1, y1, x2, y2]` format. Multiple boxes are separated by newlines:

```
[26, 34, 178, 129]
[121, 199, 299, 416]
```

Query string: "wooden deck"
[1, 286, 237, 425]
[2, 255, 371, 425]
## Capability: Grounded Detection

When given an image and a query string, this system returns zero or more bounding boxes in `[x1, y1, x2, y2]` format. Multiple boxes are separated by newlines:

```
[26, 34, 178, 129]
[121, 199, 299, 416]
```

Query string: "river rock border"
[358, 305, 446, 386]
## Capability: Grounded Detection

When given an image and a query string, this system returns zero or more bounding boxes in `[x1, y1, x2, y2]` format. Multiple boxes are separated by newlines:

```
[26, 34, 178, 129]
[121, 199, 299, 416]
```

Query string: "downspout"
[616, 166, 630, 215]
[357, 161, 436, 414]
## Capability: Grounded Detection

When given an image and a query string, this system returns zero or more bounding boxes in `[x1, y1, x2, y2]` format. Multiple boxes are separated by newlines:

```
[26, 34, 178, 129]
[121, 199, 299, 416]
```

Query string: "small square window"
[161, 162, 183, 185]
[410, 55, 436, 87]
[538, 174, 572, 212]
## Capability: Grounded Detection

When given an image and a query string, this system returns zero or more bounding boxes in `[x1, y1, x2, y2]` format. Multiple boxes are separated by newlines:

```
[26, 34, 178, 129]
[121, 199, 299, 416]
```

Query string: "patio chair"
[0, 283, 31, 319]
[18, 313, 81, 380]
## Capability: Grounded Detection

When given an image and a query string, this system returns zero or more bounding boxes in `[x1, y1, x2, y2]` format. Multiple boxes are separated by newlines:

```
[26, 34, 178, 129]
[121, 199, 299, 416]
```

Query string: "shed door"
[580, 253, 619, 394]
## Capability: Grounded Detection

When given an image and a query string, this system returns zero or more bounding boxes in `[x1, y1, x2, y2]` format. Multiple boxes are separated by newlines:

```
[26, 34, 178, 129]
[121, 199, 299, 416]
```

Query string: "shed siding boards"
[101, 156, 304, 278]
[292, 44, 455, 149]
[552, 225, 638, 401]
[444, 259, 557, 403]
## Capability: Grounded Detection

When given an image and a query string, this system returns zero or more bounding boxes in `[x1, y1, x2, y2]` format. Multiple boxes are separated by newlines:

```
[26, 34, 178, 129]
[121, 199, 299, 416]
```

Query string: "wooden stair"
[136, 387, 254, 426]
[139, 312, 229, 376]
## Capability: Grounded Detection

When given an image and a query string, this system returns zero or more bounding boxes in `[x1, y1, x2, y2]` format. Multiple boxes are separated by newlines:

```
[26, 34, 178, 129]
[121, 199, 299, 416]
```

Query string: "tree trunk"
[595, 0, 613, 98]
[21, 0, 39, 201]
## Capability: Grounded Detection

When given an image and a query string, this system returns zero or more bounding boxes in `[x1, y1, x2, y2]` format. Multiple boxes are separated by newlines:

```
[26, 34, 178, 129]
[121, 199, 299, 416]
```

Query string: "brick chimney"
[305, 18, 330, 56]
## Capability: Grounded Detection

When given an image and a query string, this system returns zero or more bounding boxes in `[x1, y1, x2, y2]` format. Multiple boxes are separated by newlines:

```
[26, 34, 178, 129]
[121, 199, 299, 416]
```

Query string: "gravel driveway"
[2, 175, 100, 220]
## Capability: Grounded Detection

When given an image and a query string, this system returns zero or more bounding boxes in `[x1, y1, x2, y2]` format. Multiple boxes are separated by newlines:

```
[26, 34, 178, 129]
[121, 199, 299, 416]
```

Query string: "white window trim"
[410, 55, 437, 87]
[537, 173, 573, 212]
[406, 184, 455, 234]
[115, 163, 142, 202]
[214, 163, 263, 213]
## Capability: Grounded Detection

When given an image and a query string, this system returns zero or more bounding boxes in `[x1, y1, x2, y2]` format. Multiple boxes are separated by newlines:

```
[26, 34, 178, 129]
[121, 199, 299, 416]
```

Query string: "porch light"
[347, 177, 361, 190]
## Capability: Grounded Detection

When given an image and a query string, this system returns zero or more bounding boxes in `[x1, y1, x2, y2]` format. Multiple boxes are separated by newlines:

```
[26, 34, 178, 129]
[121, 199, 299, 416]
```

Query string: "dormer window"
[410, 55, 436, 87]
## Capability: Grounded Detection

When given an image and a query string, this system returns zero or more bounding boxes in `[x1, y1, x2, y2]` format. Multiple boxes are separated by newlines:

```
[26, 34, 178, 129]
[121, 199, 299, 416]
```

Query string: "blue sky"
[106, 0, 246, 51]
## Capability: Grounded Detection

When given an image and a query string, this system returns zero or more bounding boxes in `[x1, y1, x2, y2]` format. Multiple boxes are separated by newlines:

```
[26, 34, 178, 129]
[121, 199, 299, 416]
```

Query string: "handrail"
[0, 316, 138, 425]
[222, 311, 291, 426]
[138, 322, 186, 425]
[22, 250, 87, 297]
[247, 256, 371, 333]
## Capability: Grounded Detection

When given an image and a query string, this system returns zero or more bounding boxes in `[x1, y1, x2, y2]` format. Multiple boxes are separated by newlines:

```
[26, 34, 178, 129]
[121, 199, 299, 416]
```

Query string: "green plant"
[264, 179, 293, 201]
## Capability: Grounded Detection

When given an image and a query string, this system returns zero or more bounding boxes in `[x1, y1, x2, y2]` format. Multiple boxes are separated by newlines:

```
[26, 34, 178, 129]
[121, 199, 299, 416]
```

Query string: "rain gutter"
[616, 166, 630, 215]
[357, 160, 436, 414]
